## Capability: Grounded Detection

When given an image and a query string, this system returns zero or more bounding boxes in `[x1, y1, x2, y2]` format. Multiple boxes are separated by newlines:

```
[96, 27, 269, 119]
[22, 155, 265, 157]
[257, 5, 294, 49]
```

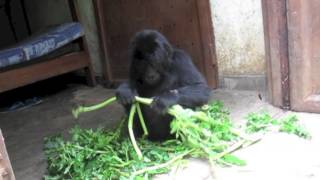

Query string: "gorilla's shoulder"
[172, 49, 192, 63]
[171, 48, 199, 75]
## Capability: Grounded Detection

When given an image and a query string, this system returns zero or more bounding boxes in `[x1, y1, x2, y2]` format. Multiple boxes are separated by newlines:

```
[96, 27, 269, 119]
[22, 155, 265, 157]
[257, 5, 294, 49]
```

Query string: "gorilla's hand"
[151, 90, 179, 114]
[116, 83, 136, 106]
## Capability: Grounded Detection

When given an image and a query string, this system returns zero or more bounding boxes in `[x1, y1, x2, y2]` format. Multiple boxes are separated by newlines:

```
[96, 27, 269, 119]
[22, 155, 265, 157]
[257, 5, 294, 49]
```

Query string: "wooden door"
[287, 0, 320, 112]
[262, 0, 320, 113]
[94, 0, 218, 88]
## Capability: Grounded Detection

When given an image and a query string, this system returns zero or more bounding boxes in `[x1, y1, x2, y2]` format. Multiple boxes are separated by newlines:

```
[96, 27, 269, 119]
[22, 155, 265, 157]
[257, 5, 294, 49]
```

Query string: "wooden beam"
[0, 52, 90, 93]
[261, 0, 290, 109]
[0, 130, 15, 180]
[196, 0, 219, 89]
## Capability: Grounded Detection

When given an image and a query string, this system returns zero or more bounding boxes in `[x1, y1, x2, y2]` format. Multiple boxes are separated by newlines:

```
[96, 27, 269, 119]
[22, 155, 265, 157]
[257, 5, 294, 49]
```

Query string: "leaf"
[222, 154, 247, 166]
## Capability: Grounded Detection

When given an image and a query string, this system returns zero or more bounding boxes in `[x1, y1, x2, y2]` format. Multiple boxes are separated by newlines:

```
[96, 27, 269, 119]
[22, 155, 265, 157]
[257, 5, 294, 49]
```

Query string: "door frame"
[262, 0, 320, 113]
[261, 0, 290, 109]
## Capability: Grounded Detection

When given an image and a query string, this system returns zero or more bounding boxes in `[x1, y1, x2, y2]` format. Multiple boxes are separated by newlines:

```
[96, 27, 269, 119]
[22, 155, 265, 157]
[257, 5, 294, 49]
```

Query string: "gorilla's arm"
[151, 84, 210, 114]
[175, 84, 211, 107]
[151, 50, 211, 113]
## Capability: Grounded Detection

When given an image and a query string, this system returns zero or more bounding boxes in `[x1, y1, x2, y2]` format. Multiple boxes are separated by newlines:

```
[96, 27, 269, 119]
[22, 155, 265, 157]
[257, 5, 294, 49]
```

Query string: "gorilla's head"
[129, 30, 173, 87]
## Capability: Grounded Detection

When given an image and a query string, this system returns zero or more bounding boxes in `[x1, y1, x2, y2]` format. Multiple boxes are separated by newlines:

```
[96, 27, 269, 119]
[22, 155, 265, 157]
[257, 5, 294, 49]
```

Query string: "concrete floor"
[0, 85, 320, 180]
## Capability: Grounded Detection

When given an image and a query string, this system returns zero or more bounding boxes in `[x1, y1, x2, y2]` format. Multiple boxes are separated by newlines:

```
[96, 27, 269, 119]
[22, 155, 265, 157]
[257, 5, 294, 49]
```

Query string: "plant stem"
[211, 140, 246, 160]
[135, 96, 180, 118]
[128, 104, 143, 159]
[211, 136, 261, 161]
[135, 96, 153, 105]
[230, 128, 251, 140]
[131, 149, 194, 178]
[71, 145, 109, 154]
[72, 97, 117, 118]
[136, 103, 149, 136]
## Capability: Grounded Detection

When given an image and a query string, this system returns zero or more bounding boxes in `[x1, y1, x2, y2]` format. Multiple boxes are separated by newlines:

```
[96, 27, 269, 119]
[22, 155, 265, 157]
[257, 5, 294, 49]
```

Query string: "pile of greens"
[246, 112, 311, 139]
[44, 127, 189, 180]
[44, 97, 310, 179]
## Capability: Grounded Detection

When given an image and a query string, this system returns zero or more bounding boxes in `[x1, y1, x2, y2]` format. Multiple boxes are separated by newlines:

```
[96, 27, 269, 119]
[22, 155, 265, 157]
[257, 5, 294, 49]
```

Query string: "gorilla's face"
[133, 50, 161, 86]
[129, 30, 173, 87]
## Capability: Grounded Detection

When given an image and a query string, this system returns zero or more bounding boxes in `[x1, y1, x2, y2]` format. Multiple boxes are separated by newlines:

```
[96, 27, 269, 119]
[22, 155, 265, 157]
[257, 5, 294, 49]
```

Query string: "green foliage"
[45, 97, 312, 179]
[246, 112, 277, 133]
[278, 115, 311, 139]
[221, 154, 247, 166]
[246, 112, 311, 139]
[45, 101, 242, 179]
[170, 101, 237, 157]
[44, 127, 189, 180]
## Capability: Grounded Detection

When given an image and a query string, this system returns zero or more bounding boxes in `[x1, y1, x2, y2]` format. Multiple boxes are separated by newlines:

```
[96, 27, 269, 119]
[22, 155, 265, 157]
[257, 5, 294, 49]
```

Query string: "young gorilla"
[116, 29, 211, 141]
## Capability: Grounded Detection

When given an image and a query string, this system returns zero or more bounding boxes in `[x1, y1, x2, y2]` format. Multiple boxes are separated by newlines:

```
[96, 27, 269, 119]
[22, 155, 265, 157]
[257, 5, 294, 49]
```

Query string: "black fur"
[116, 29, 211, 140]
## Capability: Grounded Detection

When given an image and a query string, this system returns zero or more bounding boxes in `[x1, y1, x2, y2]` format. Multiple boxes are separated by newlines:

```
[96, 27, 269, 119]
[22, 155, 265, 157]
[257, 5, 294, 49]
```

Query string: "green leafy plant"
[44, 96, 311, 179]
[278, 115, 311, 139]
[44, 126, 190, 180]
[246, 112, 311, 139]
[246, 112, 277, 133]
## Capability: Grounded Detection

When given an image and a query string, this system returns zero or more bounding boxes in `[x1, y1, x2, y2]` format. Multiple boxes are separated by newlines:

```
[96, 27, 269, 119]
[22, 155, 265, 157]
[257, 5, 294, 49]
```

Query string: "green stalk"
[128, 104, 143, 159]
[211, 140, 246, 161]
[131, 149, 194, 178]
[135, 96, 177, 116]
[134, 96, 153, 105]
[71, 145, 109, 154]
[72, 97, 117, 118]
[136, 103, 149, 136]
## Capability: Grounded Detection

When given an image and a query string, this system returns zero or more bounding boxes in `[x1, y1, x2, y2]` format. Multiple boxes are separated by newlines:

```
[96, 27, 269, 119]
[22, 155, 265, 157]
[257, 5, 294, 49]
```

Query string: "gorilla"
[116, 29, 211, 141]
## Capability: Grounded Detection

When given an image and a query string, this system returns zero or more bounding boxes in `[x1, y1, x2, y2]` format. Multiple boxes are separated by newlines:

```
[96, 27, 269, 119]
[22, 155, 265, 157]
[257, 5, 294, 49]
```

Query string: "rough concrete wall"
[210, 0, 266, 76]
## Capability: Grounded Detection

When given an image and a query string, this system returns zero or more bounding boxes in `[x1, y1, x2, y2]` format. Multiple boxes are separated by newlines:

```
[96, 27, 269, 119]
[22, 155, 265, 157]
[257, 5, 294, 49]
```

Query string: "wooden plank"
[287, 0, 320, 113]
[0, 130, 15, 180]
[261, 0, 290, 109]
[261, 0, 274, 105]
[0, 52, 89, 93]
[196, 0, 218, 88]
[93, 0, 113, 83]
[69, 0, 97, 86]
